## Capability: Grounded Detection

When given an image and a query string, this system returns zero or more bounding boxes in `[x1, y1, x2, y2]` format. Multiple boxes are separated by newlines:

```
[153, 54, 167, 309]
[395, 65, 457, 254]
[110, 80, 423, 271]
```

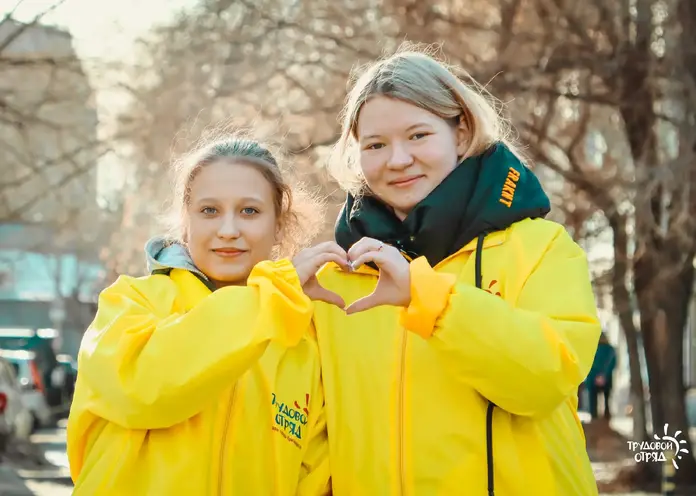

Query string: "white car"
[0, 355, 34, 440]
[0, 350, 53, 430]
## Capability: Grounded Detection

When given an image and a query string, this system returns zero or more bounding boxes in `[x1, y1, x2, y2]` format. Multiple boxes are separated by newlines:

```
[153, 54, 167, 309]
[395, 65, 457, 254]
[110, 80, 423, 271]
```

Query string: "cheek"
[185, 218, 216, 253]
[247, 218, 280, 249]
[420, 140, 458, 176]
[186, 217, 210, 240]
[360, 153, 386, 184]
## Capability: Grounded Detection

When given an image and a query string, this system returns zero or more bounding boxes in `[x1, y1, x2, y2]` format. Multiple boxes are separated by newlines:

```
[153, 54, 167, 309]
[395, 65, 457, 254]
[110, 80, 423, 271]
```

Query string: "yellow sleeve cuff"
[248, 258, 312, 347]
[399, 257, 457, 339]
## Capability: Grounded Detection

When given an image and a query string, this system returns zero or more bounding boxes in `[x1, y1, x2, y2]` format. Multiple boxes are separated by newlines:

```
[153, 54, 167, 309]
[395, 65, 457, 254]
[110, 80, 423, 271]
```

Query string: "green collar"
[335, 143, 551, 266]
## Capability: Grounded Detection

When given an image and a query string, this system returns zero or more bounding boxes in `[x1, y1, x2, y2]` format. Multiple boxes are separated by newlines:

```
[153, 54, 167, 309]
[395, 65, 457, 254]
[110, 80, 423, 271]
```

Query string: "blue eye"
[201, 207, 217, 215]
[242, 207, 259, 215]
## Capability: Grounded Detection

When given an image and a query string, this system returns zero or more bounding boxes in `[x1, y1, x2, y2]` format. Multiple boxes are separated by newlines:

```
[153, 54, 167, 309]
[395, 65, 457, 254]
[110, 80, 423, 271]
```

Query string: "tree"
[1, 2, 108, 232]
[113, 0, 696, 486]
[489, 0, 696, 483]
[1, 3, 117, 335]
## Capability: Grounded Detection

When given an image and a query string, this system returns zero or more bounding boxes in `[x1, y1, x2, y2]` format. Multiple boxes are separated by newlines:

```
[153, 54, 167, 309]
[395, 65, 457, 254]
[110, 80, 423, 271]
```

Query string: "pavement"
[586, 413, 696, 496]
[0, 415, 691, 495]
[0, 418, 72, 496]
[0, 464, 33, 496]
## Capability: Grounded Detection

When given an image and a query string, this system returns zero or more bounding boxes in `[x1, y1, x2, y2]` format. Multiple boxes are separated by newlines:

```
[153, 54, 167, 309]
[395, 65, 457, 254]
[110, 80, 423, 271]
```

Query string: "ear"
[454, 113, 471, 158]
[181, 221, 190, 245]
[274, 219, 284, 244]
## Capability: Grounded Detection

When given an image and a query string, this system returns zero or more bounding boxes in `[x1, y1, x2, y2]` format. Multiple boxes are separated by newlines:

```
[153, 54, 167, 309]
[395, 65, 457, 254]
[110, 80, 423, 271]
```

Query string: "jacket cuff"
[399, 257, 457, 339]
[249, 258, 312, 347]
[268, 258, 303, 289]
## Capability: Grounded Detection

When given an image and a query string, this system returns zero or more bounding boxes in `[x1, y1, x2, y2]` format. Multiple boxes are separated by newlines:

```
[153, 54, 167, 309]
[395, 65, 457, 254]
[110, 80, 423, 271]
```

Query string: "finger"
[312, 244, 349, 269]
[311, 241, 349, 260]
[345, 292, 386, 315]
[309, 286, 346, 308]
[347, 237, 383, 261]
[314, 252, 351, 271]
[349, 249, 391, 272]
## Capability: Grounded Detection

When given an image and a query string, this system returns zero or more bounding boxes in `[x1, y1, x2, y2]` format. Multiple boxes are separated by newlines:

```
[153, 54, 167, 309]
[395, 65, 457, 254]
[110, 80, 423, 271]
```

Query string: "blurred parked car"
[0, 355, 33, 441]
[0, 349, 54, 430]
[51, 353, 77, 412]
[0, 333, 71, 414]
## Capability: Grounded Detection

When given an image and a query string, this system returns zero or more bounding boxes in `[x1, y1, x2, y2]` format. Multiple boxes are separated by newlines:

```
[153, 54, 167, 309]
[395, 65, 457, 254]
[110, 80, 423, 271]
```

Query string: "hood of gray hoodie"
[144, 237, 213, 288]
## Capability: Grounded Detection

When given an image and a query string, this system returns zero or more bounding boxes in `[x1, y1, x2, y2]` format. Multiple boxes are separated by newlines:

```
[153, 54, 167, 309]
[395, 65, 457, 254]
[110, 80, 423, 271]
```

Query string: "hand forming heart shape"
[291, 238, 412, 314]
[291, 241, 349, 308]
[344, 237, 411, 315]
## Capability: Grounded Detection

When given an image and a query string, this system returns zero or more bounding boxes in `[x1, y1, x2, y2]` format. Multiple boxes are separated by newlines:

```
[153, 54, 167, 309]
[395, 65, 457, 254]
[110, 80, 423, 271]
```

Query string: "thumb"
[345, 292, 384, 315]
[311, 286, 345, 308]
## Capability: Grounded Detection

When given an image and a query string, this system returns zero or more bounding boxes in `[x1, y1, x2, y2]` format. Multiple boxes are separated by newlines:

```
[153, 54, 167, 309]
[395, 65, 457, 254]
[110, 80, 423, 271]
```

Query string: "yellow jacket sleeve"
[296, 374, 331, 495]
[78, 259, 313, 430]
[399, 229, 601, 418]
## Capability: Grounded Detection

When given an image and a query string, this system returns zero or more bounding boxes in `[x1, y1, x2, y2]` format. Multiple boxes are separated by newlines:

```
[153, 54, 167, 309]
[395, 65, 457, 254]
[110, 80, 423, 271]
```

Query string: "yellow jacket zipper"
[218, 384, 238, 495]
[399, 330, 407, 495]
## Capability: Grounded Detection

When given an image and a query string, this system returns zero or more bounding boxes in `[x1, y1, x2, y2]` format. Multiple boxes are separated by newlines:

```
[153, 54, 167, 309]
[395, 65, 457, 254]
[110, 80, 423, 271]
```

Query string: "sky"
[3, 0, 197, 198]
[5, 0, 194, 60]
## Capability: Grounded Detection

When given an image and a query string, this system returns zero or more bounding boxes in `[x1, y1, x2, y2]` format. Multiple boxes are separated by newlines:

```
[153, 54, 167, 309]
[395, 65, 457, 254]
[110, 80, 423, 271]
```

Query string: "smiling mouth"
[390, 176, 424, 187]
[212, 249, 247, 258]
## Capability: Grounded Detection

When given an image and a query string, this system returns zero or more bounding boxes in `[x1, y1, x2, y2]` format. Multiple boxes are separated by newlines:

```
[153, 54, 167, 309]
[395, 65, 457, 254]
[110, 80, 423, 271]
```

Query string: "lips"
[389, 175, 424, 187]
[212, 248, 247, 258]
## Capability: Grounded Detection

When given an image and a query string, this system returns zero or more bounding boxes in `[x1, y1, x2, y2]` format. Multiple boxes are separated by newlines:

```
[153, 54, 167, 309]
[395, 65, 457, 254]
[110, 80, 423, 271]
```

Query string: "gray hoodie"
[144, 236, 215, 290]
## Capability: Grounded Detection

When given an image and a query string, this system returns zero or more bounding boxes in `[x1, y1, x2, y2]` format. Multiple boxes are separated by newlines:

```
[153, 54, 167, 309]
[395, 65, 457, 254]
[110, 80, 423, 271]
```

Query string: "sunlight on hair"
[159, 121, 325, 259]
[328, 42, 526, 196]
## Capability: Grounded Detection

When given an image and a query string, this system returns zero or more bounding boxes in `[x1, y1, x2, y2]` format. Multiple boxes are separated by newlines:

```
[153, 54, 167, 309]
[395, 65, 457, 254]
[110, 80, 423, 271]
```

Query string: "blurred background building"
[0, 19, 102, 359]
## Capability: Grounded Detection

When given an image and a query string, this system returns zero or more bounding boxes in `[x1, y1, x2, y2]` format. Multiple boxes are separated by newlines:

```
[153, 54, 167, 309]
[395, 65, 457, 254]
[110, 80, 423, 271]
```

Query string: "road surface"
[19, 418, 72, 496]
[10, 415, 670, 495]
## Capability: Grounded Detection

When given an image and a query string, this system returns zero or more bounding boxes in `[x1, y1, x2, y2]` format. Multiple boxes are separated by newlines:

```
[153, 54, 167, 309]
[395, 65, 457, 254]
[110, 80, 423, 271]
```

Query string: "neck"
[393, 208, 408, 221]
[381, 201, 409, 221]
[212, 278, 246, 289]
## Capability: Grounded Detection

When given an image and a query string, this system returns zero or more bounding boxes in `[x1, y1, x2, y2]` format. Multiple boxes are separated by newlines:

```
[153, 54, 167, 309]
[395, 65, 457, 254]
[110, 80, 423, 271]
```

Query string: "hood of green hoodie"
[144, 237, 215, 290]
[335, 142, 551, 266]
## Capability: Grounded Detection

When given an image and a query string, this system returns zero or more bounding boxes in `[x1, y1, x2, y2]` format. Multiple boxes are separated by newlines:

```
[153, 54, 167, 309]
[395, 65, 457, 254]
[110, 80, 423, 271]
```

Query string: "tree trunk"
[608, 211, 648, 441]
[635, 246, 696, 484]
[659, 260, 696, 484]
[614, 2, 696, 484]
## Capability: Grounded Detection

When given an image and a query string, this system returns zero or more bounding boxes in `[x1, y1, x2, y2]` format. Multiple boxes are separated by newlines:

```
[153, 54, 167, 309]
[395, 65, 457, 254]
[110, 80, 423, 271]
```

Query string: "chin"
[208, 267, 252, 287]
[389, 198, 420, 215]
[385, 191, 425, 210]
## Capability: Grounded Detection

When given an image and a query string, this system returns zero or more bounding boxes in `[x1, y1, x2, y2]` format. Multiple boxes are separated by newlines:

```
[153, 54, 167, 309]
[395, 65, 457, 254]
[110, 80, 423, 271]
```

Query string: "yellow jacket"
[67, 259, 331, 495]
[315, 219, 601, 495]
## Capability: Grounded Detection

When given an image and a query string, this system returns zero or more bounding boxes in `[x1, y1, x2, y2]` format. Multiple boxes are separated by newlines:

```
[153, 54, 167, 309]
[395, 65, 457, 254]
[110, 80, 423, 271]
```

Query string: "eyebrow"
[360, 123, 432, 141]
[194, 196, 265, 204]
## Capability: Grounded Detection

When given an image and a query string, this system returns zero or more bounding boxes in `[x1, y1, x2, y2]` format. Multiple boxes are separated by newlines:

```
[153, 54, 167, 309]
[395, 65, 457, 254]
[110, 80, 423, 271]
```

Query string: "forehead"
[356, 96, 446, 138]
[189, 160, 275, 202]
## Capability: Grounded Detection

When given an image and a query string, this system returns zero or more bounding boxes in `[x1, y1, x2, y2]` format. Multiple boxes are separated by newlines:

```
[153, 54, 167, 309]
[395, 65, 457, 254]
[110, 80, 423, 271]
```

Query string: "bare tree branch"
[0, 0, 67, 54]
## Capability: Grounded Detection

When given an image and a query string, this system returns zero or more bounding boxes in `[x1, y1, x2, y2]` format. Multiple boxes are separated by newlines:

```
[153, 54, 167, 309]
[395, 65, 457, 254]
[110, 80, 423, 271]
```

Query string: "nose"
[217, 213, 241, 239]
[386, 142, 413, 170]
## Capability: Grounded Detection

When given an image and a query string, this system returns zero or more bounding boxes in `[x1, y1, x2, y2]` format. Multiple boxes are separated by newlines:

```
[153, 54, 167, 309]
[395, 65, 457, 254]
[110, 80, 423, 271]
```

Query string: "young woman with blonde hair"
[313, 46, 601, 495]
[67, 135, 338, 495]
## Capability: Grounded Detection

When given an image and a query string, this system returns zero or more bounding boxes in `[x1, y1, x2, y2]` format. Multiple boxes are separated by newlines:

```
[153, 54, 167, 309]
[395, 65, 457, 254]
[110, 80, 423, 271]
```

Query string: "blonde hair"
[330, 43, 525, 194]
[164, 132, 323, 258]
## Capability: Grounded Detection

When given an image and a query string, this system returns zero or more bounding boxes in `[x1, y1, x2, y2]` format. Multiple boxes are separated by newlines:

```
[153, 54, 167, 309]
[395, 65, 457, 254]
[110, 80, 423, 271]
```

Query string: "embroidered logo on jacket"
[499, 167, 520, 207]
[485, 280, 502, 296]
[271, 392, 309, 448]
